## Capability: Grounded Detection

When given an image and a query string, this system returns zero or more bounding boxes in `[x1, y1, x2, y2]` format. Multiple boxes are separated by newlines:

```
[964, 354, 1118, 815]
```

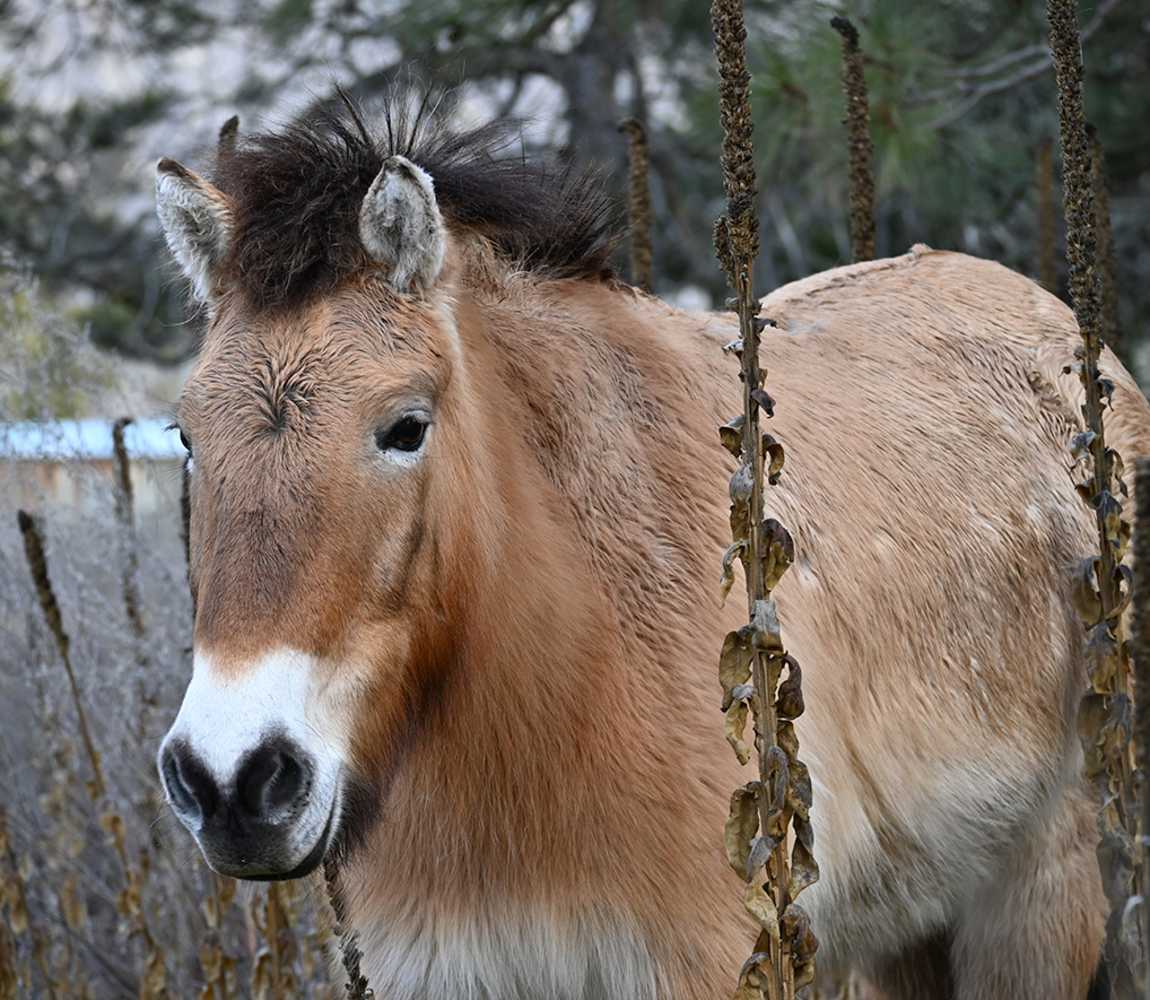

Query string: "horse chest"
[353, 908, 664, 1000]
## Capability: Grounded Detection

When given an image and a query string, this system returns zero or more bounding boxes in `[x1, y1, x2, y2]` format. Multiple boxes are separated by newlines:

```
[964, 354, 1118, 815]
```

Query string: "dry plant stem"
[830, 17, 875, 262]
[1088, 125, 1122, 364]
[17, 510, 107, 801]
[1135, 459, 1150, 996]
[1037, 140, 1057, 292]
[618, 117, 654, 292]
[324, 861, 373, 998]
[1048, 0, 1138, 991]
[111, 417, 146, 649]
[199, 875, 234, 1000]
[713, 0, 818, 996]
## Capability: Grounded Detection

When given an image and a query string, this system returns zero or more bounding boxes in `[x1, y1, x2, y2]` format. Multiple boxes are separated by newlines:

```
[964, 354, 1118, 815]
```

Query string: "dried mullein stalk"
[1036, 139, 1058, 292]
[830, 16, 875, 262]
[1134, 459, 1150, 994]
[1087, 125, 1122, 365]
[111, 417, 147, 652]
[712, 1, 818, 996]
[618, 117, 654, 292]
[1048, 0, 1139, 992]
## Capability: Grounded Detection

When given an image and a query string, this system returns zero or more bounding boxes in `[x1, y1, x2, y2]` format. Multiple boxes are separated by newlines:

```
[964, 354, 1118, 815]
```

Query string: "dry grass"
[0, 444, 338, 998]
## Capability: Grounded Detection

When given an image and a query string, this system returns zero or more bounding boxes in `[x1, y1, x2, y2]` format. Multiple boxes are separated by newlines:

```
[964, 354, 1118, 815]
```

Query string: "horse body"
[154, 102, 1149, 999]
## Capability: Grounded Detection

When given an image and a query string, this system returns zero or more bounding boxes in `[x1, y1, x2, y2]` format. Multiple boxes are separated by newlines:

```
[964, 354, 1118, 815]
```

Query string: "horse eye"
[375, 415, 428, 454]
[171, 424, 192, 456]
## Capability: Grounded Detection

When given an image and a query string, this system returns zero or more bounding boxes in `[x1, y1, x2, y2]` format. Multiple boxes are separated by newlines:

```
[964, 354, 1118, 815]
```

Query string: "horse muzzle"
[159, 732, 337, 879]
[157, 646, 349, 880]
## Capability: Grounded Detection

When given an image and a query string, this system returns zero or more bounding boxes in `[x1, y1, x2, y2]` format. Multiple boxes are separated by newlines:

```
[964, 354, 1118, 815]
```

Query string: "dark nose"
[160, 737, 311, 829]
[161, 741, 219, 824]
[235, 741, 308, 821]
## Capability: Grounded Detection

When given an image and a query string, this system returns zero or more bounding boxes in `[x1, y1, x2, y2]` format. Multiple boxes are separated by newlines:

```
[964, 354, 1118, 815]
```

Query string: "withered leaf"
[1112, 564, 1133, 619]
[60, 874, 87, 930]
[1109, 448, 1128, 497]
[725, 697, 753, 766]
[793, 958, 816, 992]
[1086, 622, 1121, 691]
[761, 434, 785, 485]
[730, 463, 754, 505]
[720, 627, 754, 708]
[744, 879, 780, 938]
[141, 950, 166, 998]
[777, 655, 804, 720]
[781, 903, 817, 955]
[1097, 827, 1134, 908]
[729, 464, 753, 540]
[777, 719, 799, 761]
[720, 540, 746, 605]
[1078, 691, 1108, 777]
[763, 745, 789, 841]
[745, 833, 777, 882]
[787, 759, 814, 823]
[750, 599, 784, 656]
[725, 782, 762, 877]
[720, 416, 745, 459]
[750, 388, 775, 418]
[760, 519, 795, 591]
[788, 827, 820, 901]
[1071, 430, 1097, 459]
[7, 890, 28, 935]
[1097, 490, 1124, 548]
[734, 952, 773, 997]
[1102, 693, 1133, 762]
[1072, 557, 1102, 625]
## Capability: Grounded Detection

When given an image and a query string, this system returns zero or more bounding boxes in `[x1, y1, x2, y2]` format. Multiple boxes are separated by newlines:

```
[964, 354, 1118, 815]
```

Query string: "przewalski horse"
[154, 96, 1150, 1000]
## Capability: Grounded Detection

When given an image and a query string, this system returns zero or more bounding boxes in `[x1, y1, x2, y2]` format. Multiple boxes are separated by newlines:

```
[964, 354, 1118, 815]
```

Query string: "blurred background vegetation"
[0, 0, 1147, 376]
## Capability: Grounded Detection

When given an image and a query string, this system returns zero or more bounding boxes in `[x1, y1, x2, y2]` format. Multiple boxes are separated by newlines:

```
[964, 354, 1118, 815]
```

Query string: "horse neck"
[376, 279, 641, 886]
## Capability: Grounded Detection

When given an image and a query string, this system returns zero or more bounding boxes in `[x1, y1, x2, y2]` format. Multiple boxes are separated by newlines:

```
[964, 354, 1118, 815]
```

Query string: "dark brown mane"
[211, 90, 620, 308]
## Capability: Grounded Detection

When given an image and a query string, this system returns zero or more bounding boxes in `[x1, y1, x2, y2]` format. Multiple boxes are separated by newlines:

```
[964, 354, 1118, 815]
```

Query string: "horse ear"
[155, 158, 234, 303]
[359, 155, 446, 295]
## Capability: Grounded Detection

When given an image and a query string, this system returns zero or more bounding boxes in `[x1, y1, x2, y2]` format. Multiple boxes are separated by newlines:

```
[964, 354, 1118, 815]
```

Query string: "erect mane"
[211, 89, 621, 308]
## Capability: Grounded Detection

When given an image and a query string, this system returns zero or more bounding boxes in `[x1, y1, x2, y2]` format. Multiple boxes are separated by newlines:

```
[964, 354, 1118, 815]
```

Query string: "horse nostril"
[161, 742, 219, 823]
[235, 740, 309, 822]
